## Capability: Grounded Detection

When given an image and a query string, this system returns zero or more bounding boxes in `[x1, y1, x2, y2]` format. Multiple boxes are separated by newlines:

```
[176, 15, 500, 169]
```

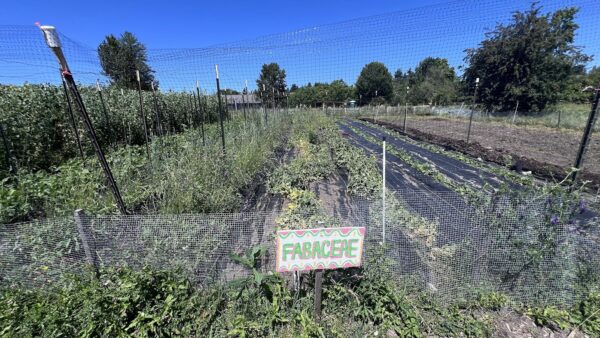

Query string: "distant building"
[224, 94, 262, 109]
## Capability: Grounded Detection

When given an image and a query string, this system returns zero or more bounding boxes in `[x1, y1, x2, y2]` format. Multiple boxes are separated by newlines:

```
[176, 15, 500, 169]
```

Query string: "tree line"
[98, 3, 597, 115]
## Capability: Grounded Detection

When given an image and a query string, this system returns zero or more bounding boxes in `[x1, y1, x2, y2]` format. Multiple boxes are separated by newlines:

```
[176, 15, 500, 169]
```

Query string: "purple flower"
[550, 215, 559, 225]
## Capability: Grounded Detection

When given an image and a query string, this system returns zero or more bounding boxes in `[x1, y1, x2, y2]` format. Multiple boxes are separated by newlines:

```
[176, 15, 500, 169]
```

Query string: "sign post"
[276, 226, 366, 321]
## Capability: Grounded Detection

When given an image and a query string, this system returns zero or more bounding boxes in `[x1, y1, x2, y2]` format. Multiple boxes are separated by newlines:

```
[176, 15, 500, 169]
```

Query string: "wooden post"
[74, 209, 100, 279]
[314, 270, 323, 321]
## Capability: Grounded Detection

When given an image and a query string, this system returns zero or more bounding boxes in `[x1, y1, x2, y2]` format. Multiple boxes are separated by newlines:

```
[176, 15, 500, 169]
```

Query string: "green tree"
[393, 69, 411, 105]
[409, 57, 458, 105]
[220, 88, 240, 95]
[256, 63, 287, 106]
[98, 32, 156, 90]
[587, 67, 600, 87]
[356, 62, 394, 105]
[288, 80, 354, 107]
[463, 3, 591, 112]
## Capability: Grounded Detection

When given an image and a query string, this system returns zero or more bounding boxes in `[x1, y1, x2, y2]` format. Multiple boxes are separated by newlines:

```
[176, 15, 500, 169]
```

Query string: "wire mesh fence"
[1, 0, 600, 183]
[2, 189, 598, 307]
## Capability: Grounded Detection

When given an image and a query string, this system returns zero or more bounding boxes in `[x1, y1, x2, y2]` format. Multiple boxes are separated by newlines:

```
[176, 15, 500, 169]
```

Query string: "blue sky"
[1, 0, 599, 91]
[1, 0, 450, 48]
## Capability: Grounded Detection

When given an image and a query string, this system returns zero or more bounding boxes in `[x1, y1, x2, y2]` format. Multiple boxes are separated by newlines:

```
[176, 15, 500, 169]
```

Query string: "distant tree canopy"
[395, 57, 458, 105]
[288, 80, 354, 107]
[356, 62, 394, 105]
[98, 32, 156, 90]
[256, 63, 287, 105]
[586, 67, 600, 88]
[463, 3, 591, 112]
[220, 88, 240, 95]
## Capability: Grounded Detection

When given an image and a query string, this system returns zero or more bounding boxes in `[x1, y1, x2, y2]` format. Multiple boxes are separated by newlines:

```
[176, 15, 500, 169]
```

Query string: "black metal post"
[96, 81, 110, 129]
[272, 88, 276, 120]
[192, 90, 199, 128]
[65, 72, 128, 214]
[150, 82, 164, 137]
[263, 91, 268, 126]
[135, 70, 151, 158]
[241, 88, 247, 122]
[188, 94, 195, 128]
[571, 85, 600, 186]
[403, 87, 409, 133]
[62, 76, 85, 159]
[466, 78, 479, 143]
[195, 83, 205, 146]
[0, 122, 15, 174]
[224, 91, 229, 122]
[215, 65, 226, 152]
[40, 24, 128, 214]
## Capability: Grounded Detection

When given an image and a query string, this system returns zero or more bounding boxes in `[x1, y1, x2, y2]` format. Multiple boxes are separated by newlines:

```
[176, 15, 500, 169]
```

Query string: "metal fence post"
[403, 87, 409, 133]
[466, 78, 479, 143]
[215, 65, 226, 152]
[136, 70, 151, 159]
[150, 81, 164, 137]
[571, 85, 600, 186]
[62, 75, 85, 159]
[242, 87, 247, 123]
[96, 80, 110, 131]
[0, 122, 16, 174]
[41, 25, 128, 215]
[382, 136, 386, 244]
[74, 209, 100, 279]
[195, 81, 205, 146]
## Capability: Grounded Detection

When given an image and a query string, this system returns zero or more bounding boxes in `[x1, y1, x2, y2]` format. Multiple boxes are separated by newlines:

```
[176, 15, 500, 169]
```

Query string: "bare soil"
[363, 117, 600, 190]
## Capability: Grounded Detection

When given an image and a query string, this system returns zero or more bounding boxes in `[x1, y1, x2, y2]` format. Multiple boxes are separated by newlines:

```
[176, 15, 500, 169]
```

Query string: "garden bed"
[361, 117, 600, 190]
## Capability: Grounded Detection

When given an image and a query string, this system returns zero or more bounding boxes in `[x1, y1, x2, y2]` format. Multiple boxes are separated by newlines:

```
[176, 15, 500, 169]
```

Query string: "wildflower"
[550, 215, 559, 225]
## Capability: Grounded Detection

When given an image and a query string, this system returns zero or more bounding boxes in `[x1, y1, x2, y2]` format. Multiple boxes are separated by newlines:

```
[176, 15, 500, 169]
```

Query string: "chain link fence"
[1, 189, 598, 307]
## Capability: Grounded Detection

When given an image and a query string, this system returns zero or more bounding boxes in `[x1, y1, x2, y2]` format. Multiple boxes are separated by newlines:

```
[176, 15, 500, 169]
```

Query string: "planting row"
[0, 84, 229, 175]
[0, 111, 287, 224]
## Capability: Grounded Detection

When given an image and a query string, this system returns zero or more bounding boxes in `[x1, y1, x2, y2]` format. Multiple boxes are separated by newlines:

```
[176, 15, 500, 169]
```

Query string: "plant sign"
[275, 227, 366, 273]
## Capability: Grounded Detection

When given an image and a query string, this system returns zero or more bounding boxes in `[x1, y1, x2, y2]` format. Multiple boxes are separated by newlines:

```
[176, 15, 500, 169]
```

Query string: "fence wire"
[1, 190, 598, 307]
